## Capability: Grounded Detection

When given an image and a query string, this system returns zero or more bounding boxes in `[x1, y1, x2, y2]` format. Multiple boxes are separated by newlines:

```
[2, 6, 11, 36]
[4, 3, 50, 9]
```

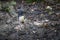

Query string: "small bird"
[17, 7, 25, 23]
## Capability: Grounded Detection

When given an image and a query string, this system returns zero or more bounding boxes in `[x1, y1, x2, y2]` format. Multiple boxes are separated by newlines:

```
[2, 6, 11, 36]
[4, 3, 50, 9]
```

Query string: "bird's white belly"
[19, 16, 24, 22]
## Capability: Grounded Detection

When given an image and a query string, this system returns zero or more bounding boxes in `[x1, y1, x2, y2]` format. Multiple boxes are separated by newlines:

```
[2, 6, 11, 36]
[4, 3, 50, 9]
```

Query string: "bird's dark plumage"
[18, 10, 24, 17]
[17, 7, 24, 17]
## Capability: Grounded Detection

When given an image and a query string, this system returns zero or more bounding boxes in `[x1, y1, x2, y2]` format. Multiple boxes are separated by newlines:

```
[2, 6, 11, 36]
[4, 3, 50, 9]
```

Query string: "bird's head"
[17, 7, 25, 17]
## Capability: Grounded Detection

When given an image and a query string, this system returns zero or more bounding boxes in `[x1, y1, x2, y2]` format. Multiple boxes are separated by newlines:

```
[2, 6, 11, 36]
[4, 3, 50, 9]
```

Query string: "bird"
[17, 7, 25, 23]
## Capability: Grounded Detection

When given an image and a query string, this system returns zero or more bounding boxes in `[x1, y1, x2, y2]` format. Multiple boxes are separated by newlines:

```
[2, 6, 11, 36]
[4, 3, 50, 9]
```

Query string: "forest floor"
[0, 3, 60, 40]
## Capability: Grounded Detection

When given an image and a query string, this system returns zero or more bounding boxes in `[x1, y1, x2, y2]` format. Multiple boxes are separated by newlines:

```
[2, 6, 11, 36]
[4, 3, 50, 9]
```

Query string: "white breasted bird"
[17, 7, 25, 23]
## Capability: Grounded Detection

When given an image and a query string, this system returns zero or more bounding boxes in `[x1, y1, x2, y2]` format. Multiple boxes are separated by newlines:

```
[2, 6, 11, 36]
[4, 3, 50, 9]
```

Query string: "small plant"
[0, 1, 16, 12]
[1, 6, 10, 12]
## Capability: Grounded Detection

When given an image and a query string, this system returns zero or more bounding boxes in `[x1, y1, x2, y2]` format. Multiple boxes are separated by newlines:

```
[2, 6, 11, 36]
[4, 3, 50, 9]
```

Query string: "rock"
[46, 6, 52, 10]
[33, 21, 44, 27]
[6, 19, 11, 23]
[8, 33, 18, 40]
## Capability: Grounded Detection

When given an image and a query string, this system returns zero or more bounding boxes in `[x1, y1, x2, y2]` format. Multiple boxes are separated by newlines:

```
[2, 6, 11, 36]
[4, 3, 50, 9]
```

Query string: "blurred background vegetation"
[0, 0, 60, 12]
